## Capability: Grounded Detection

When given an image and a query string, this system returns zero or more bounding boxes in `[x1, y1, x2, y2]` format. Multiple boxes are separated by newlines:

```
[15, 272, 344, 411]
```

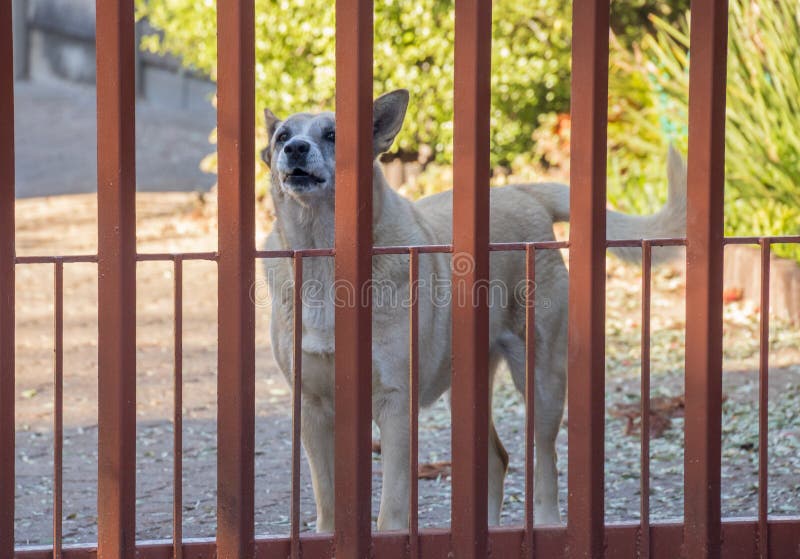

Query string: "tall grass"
[607, 0, 800, 261]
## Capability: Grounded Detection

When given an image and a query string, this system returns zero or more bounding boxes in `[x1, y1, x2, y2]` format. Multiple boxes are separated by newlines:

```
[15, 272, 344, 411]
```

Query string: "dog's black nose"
[284, 139, 310, 157]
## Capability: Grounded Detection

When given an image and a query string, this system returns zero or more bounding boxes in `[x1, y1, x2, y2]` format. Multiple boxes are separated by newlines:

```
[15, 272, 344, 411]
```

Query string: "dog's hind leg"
[487, 354, 510, 525]
[488, 416, 510, 525]
[502, 330, 565, 525]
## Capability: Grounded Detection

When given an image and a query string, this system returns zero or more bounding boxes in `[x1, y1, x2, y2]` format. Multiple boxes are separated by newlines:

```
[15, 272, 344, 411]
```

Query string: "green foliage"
[609, 0, 689, 47]
[606, 0, 800, 261]
[138, 0, 688, 169]
[138, 0, 573, 167]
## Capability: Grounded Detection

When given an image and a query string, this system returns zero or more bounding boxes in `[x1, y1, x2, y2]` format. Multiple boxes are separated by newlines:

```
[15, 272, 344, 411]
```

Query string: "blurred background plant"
[138, 0, 798, 262]
[599, 0, 800, 261]
[137, 0, 684, 177]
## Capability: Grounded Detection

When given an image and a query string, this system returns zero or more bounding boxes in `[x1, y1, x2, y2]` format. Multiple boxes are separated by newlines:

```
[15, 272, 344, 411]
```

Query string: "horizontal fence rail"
[10, 520, 800, 559]
[2, 0, 800, 556]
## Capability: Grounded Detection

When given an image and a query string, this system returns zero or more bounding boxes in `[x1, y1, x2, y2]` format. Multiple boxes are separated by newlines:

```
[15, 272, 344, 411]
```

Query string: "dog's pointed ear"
[262, 108, 282, 167]
[373, 89, 409, 156]
[264, 108, 281, 141]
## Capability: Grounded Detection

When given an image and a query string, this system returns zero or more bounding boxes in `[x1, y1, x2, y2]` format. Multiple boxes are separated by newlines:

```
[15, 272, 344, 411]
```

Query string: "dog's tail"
[531, 146, 687, 265]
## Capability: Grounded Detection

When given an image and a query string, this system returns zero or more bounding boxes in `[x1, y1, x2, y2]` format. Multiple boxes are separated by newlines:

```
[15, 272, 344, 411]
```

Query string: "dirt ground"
[13, 193, 800, 547]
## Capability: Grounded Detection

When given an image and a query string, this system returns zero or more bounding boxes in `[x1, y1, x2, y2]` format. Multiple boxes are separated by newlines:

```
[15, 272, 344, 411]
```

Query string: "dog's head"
[261, 89, 409, 199]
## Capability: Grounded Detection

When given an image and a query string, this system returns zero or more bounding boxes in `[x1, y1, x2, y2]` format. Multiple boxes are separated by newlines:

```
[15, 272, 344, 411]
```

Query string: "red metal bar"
[173, 257, 183, 559]
[567, 0, 610, 556]
[450, 1, 492, 557]
[723, 235, 800, 245]
[490, 241, 570, 252]
[255, 248, 334, 259]
[136, 252, 217, 262]
[215, 0, 256, 556]
[15, 255, 98, 264]
[640, 242, 652, 559]
[334, 0, 373, 556]
[683, 1, 728, 557]
[408, 249, 420, 559]
[0, 0, 15, 554]
[291, 255, 303, 559]
[523, 245, 536, 559]
[53, 261, 64, 559]
[95, 0, 138, 555]
[605, 239, 686, 248]
[757, 239, 770, 559]
[12, 520, 800, 559]
[372, 245, 451, 255]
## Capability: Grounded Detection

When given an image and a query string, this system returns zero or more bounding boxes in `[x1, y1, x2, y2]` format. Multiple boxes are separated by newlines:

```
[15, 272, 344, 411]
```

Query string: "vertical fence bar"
[524, 244, 536, 559]
[216, 0, 256, 556]
[639, 242, 652, 559]
[291, 255, 303, 559]
[757, 239, 770, 559]
[0, 2, 15, 556]
[334, 0, 373, 556]
[408, 249, 420, 559]
[683, 1, 728, 557]
[567, 0, 609, 556]
[173, 257, 183, 559]
[451, 1, 492, 557]
[95, 0, 138, 556]
[53, 261, 64, 559]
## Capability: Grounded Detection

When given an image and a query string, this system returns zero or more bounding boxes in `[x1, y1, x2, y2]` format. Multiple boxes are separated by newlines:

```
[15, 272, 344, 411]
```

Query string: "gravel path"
[12, 194, 800, 547]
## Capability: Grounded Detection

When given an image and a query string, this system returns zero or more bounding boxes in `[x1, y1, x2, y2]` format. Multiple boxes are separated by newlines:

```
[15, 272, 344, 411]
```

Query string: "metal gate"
[1, 0, 799, 557]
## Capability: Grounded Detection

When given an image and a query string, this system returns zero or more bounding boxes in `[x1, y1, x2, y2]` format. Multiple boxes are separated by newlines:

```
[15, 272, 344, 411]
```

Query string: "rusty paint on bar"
[489, 241, 569, 252]
[451, 1, 492, 557]
[136, 252, 218, 262]
[408, 249, 420, 559]
[255, 248, 335, 259]
[15, 255, 98, 264]
[0, 0, 15, 554]
[606, 239, 686, 248]
[567, 0, 610, 556]
[173, 257, 183, 559]
[291, 256, 303, 559]
[757, 239, 770, 559]
[95, 0, 138, 556]
[334, 0, 374, 556]
[523, 245, 536, 559]
[640, 242, 652, 559]
[683, 1, 728, 557]
[216, 0, 256, 556]
[372, 245, 452, 256]
[12, 520, 800, 559]
[53, 261, 64, 559]
[723, 235, 800, 246]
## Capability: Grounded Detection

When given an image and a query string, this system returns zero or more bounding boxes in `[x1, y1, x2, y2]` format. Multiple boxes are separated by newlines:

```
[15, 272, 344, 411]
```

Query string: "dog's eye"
[277, 131, 289, 143]
[324, 130, 335, 142]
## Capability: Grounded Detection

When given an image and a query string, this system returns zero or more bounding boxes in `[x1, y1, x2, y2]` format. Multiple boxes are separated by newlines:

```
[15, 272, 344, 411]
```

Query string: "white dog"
[261, 90, 687, 530]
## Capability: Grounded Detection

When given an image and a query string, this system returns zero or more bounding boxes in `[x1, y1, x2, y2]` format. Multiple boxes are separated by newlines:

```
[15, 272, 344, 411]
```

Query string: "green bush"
[137, 0, 687, 171]
[605, 0, 800, 261]
[138, 0, 573, 168]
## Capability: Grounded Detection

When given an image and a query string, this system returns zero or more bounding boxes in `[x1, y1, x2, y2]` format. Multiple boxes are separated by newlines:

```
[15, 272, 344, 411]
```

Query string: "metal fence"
[1, 0, 799, 558]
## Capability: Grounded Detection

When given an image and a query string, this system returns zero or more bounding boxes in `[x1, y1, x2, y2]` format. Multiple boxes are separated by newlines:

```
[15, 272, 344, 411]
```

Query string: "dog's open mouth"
[284, 168, 326, 187]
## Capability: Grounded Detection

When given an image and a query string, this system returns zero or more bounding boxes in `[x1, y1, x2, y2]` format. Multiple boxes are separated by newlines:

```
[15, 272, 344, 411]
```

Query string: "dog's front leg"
[375, 397, 410, 531]
[301, 399, 336, 532]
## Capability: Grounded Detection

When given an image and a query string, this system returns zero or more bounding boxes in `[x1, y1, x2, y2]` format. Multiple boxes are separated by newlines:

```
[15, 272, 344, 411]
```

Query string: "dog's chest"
[300, 258, 336, 354]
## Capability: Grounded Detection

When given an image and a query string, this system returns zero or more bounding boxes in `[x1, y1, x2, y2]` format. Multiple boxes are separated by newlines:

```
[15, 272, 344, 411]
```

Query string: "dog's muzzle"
[282, 167, 326, 190]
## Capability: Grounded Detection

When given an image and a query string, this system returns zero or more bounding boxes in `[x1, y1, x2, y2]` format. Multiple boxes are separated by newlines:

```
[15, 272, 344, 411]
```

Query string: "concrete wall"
[11, 0, 215, 117]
